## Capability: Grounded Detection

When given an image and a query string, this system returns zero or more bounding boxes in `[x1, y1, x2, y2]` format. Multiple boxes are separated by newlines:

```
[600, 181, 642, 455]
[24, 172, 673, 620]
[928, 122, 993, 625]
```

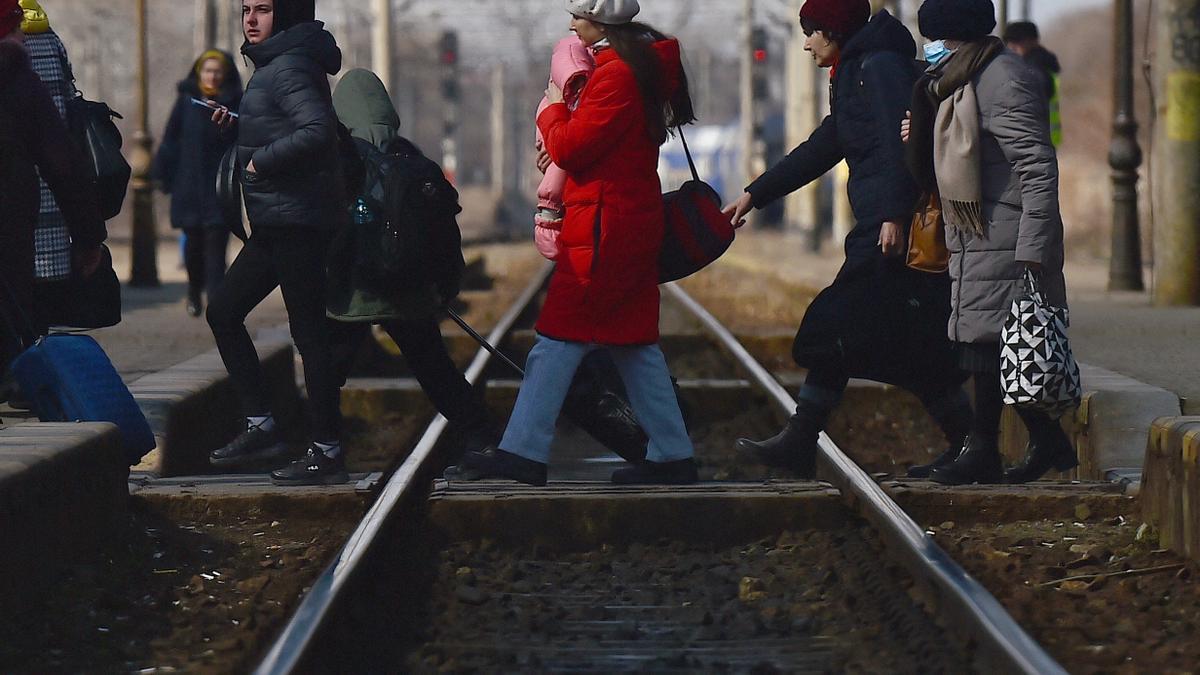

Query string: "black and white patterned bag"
[1000, 269, 1082, 418]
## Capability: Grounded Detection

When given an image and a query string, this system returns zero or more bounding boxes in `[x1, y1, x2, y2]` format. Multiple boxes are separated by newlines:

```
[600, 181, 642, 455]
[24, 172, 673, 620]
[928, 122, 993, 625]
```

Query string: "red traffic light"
[753, 48, 767, 62]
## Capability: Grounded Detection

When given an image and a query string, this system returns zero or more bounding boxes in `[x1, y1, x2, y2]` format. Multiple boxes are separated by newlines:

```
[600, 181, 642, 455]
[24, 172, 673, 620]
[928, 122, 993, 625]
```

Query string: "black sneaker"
[271, 445, 349, 486]
[444, 447, 547, 487]
[611, 458, 699, 485]
[209, 423, 288, 468]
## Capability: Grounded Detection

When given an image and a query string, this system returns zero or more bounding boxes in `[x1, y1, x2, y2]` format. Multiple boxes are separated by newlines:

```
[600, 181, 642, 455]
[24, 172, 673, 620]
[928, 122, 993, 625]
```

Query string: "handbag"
[906, 192, 949, 273]
[1000, 268, 1082, 418]
[660, 127, 736, 283]
[445, 309, 649, 464]
[65, 92, 131, 222]
[39, 244, 122, 330]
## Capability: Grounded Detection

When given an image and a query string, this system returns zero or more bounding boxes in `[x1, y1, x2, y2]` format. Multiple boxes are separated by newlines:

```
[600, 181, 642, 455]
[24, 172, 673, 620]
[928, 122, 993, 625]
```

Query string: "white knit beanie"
[565, 0, 640, 25]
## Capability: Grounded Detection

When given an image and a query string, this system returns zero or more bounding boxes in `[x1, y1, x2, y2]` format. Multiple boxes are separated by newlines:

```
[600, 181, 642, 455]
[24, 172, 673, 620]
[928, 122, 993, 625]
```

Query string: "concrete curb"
[129, 338, 302, 477]
[1143, 416, 1200, 562]
[0, 422, 127, 611]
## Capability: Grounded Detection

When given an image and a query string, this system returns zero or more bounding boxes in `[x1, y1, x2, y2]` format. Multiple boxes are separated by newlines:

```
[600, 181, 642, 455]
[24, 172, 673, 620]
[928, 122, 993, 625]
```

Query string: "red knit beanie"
[798, 0, 871, 41]
[0, 0, 22, 36]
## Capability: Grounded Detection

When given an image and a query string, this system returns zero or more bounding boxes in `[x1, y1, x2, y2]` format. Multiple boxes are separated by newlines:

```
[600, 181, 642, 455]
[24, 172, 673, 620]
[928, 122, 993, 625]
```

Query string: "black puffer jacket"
[746, 10, 919, 266]
[237, 21, 343, 229]
[153, 55, 243, 230]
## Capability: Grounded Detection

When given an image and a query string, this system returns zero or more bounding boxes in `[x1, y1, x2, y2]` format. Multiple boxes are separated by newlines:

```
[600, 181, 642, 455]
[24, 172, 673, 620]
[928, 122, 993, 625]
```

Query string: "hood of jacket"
[178, 50, 243, 104]
[840, 9, 915, 63]
[333, 68, 399, 150]
[1023, 45, 1060, 74]
[242, 21, 341, 75]
[19, 0, 49, 34]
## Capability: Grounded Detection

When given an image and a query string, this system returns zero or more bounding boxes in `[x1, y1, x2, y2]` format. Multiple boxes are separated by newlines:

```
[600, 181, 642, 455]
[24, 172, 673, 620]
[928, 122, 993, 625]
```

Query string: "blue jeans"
[500, 336, 694, 465]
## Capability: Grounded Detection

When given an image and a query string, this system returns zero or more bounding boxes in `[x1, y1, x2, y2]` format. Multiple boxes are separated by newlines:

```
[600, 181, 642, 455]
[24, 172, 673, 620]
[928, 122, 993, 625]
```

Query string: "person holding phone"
[204, 0, 351, 487]
[153, 50, 242, 318]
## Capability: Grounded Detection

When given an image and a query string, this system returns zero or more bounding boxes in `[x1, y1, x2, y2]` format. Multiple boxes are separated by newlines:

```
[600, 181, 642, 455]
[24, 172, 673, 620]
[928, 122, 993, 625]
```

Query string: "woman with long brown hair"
[448, 0, 699, 486]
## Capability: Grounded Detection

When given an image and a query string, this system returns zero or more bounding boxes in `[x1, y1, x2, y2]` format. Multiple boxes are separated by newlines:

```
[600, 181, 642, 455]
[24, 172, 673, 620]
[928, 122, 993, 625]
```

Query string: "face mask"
[924, 40, 952, 64]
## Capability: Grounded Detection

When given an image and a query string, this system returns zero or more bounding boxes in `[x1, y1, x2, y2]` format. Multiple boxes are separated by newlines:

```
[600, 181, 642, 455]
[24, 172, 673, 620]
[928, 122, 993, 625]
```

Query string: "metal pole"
[1108, 0, 1144, 291]
[194, 0, 216, 56]
[372, 0, 393, 96]
[784, 0, 822, 245]
[739, 0, 756, 196]
[129, 0, 159, 287]
[1022, 0, 1032, 20]
[998, 0, 1009, 35]
[1152, 0, 1200, 305]
[491, 63, 506, 197]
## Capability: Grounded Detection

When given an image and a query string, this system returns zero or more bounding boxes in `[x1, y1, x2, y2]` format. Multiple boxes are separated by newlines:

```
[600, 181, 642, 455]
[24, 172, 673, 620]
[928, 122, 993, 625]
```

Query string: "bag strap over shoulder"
[1023, 267, 1046, 306]
[677, 126, 701, 183]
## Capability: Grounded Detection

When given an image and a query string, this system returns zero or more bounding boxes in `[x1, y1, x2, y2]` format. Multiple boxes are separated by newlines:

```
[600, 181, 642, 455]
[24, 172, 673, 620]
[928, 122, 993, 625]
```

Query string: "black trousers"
[331, 315, 491, 436]
[207, 228, 341, 441]
[183, 227, 229, 298]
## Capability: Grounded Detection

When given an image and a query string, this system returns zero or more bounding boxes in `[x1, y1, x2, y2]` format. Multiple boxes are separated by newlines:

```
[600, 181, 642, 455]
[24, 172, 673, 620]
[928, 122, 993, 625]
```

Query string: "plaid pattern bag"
[1000, 269, 1082, 418]
[26, 32, 74, 281]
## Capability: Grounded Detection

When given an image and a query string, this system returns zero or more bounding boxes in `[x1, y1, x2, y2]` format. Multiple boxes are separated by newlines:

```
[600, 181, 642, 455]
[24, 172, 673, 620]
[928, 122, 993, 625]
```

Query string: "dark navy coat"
[153, 57, 242, 230]
[744, 12, 961, 391]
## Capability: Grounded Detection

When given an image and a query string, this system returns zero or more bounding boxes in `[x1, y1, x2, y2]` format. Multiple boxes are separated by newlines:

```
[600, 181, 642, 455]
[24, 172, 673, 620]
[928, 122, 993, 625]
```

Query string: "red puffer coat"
[535, 39, 682, 345]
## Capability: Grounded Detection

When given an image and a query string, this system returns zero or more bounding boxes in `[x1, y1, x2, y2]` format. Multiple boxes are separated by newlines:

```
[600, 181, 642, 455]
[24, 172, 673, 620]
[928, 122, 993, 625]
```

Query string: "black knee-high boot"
[735, 397, 831, 478]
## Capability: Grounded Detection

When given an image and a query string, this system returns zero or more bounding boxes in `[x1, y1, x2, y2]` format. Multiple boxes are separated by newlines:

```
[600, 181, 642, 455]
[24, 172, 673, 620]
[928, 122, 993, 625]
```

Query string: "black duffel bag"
[65, 92, 131, 222]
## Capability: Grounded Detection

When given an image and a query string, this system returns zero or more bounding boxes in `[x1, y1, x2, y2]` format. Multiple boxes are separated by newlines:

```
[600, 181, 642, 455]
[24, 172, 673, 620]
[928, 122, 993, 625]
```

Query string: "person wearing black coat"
[153, 50, 242, 317]
[724, 2, 970, 478]
[0, 23, 105, 388]
[204, 0, 350, 486]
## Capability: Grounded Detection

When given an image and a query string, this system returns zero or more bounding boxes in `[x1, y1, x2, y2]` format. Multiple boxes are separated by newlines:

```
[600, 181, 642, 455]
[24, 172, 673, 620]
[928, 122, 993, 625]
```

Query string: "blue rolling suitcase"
[11, 334, 156, 464]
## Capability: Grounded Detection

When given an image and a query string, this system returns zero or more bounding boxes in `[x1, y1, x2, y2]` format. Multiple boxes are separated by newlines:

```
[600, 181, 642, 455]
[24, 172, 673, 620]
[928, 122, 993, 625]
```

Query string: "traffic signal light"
[751, 27, 769, 99]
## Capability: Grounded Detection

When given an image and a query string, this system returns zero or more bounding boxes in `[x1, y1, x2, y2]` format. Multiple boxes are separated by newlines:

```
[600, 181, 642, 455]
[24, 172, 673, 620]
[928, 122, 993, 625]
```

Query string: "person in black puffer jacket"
[724, 1, 970, 479]
[205, 0, 349, 486]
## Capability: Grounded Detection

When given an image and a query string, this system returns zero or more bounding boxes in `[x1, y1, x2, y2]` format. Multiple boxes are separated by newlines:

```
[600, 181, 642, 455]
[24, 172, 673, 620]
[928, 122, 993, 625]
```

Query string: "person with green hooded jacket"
[327, 68, 496, 455]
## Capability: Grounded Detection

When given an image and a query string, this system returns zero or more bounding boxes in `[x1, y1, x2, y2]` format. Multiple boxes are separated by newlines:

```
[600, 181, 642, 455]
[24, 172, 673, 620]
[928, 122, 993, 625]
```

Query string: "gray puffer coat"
[948, 51, 1067, 344]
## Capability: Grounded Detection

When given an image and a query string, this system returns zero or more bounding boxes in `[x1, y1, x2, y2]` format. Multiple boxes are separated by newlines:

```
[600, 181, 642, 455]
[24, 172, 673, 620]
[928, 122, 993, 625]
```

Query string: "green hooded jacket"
[328, 68, 439, 322]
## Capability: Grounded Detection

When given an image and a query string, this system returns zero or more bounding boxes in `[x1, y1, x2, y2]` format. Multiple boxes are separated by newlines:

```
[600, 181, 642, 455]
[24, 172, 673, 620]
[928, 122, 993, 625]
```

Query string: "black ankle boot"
[611, 458, 698, 485]
[1005, 412, 1078, 484]
[907, 444, 964, 479]
[734, 403, 826, 478]
[929, 433, 1003, 485]
[444, 447, 548, 487]
[909, 390, 972, 478]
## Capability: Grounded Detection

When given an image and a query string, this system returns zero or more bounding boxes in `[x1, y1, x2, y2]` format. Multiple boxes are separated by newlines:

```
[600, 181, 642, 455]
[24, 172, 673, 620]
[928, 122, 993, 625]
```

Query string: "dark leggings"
[330, 316, 491, 434]
[183, 227, 229, 298]
[207, 228, 341, 442]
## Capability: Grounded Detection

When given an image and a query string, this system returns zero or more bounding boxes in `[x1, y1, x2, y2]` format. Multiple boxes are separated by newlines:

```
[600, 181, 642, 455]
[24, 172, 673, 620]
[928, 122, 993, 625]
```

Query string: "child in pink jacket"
[534, 35, 596, 261]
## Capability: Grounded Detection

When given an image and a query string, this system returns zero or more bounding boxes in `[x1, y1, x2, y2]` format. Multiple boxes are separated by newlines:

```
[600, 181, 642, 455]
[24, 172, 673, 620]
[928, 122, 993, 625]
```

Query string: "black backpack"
[65, 91, 130, 222]
[333, 136, 464, 302]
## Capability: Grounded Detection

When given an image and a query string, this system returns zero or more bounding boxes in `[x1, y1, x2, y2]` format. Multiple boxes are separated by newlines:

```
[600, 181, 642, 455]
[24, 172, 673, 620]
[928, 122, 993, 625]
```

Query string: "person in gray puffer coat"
[906, 0, 1075, 487]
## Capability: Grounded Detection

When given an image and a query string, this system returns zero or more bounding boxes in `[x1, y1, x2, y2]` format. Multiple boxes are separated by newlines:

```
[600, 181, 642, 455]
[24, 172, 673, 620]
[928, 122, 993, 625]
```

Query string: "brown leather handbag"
[906, 192, 949, 273]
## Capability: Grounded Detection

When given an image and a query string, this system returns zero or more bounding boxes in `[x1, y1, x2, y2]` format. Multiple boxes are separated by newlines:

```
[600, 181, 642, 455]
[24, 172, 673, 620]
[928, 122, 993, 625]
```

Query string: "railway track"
[247, 263, 1066, 674]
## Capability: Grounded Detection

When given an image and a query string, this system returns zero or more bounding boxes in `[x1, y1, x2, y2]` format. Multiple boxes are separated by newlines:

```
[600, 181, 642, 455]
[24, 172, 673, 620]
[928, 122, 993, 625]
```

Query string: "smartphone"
[191, 97, 239, 118]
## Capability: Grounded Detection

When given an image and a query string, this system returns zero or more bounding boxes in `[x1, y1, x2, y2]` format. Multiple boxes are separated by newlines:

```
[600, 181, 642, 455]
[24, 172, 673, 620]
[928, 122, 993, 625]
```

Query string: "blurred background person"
[153, 49, 242, 317]
[1003, 20, 1062, 146]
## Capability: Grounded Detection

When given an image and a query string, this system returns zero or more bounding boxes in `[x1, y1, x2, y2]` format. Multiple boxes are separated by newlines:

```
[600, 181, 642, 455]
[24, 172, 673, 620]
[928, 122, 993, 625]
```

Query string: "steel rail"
[255, 262, 554, 675]
[663, 282, 1067, 675]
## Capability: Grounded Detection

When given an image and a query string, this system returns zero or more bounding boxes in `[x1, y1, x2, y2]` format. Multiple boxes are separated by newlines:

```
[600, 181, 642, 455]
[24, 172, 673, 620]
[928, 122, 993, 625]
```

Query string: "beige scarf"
[935, 83, 984, 236]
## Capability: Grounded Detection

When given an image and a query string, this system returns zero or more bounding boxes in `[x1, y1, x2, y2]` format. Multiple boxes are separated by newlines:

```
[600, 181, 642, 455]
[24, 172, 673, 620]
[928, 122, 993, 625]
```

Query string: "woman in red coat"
[448, 0, 697, 486]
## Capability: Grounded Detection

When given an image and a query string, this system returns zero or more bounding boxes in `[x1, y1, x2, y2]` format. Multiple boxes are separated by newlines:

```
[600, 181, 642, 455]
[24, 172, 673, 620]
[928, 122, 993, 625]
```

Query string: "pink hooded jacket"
[534, 35, 596, 260]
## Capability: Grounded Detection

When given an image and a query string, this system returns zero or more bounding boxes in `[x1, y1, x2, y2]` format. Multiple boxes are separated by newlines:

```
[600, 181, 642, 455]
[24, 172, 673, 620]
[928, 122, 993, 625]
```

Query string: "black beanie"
[273, 0, 316, 34]
[918, 0, 997, 41]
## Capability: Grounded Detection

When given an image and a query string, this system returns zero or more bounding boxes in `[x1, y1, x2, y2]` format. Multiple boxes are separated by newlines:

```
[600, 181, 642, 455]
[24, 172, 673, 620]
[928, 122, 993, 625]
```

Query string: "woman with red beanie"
[725, 0, 970, 478]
